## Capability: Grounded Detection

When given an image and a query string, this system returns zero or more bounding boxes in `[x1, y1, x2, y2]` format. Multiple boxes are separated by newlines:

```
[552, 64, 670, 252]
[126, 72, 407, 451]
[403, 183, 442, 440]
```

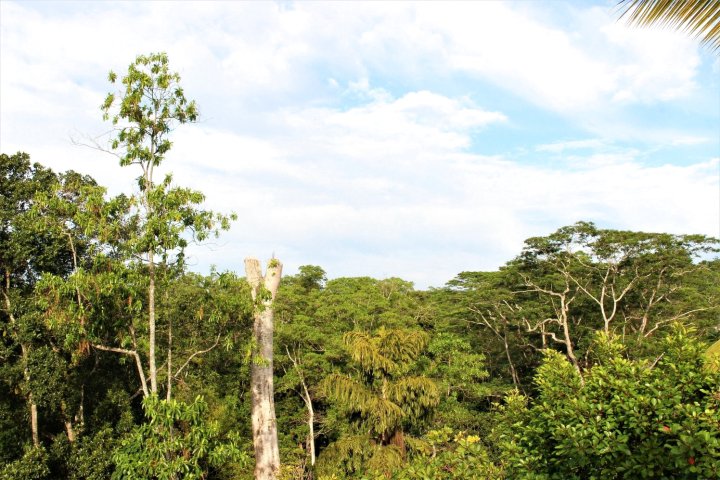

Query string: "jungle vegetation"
[1, 53, 719, 480]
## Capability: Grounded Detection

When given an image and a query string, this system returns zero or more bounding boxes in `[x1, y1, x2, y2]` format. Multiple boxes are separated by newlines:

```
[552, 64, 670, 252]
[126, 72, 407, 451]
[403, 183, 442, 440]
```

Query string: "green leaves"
[343, 327, 428, 377]
[392, 430, 504, 480]
[504, 326, 720, 479]
[317, 327, 439, 477]
[0, 446, 50, 480]
[102, 52, 198, 169]
[112, 395, 248, 479]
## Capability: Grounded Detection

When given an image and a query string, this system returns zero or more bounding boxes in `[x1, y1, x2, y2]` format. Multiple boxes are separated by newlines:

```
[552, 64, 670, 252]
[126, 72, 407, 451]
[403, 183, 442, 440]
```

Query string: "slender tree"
[101, 52, 233, 397]
[0, 153, 59, 446]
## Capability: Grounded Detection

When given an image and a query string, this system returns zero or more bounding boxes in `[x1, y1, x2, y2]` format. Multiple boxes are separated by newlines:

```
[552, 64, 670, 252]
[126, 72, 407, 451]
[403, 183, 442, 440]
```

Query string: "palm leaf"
[387, 376, 440, 419]
[618, 0, 720, 51]
[320, 373, 373, 408]
[343, 330, 397, 374]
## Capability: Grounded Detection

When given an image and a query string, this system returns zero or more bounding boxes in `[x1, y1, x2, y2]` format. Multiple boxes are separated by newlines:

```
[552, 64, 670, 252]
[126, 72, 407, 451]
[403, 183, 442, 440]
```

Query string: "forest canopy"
[2, 149, 719, 479]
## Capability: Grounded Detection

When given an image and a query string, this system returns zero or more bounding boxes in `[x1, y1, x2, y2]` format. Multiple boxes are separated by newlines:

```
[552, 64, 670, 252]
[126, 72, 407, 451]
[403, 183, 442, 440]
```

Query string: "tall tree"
[513, 223, 718, 372]
[245, 257, 283, 480]
[100, 52, 233, 397]
[443, 271, 529, 387]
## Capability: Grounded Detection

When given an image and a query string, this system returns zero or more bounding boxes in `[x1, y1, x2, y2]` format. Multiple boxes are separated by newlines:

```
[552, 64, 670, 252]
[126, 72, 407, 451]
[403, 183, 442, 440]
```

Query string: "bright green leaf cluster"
[503, 326, 720, 479]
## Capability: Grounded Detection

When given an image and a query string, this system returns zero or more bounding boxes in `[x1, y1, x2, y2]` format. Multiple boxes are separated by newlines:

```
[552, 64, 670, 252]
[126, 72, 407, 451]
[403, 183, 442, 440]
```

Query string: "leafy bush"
[112, 395, 248, 480]
[392, 428, 504, 479]
[0, 446, 50, 480]
[503, 327, 720, 479]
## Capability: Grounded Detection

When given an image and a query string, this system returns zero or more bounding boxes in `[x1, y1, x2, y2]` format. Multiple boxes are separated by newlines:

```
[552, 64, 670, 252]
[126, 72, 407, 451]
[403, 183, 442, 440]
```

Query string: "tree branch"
[92, 343, 149, 397]
[173, 332, 222, 379]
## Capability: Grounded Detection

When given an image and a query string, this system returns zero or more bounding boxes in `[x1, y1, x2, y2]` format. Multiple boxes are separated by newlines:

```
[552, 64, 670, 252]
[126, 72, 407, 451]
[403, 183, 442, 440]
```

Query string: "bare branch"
[173, 332, 222, 378]
[92, 343, 149, 397]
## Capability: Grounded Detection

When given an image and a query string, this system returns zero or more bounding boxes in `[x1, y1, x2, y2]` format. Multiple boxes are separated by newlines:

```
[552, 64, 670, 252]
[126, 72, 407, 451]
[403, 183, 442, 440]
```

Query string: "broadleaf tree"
[100, 52, 235, 397]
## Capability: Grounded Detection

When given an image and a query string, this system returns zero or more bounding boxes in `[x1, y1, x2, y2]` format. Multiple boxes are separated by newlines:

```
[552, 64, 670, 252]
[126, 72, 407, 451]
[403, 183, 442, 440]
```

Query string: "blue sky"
[1, 1, 718, 288]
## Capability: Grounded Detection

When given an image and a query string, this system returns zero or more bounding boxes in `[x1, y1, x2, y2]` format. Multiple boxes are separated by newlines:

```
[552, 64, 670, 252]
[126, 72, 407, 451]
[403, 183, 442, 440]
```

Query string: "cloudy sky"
[1, 1, 718, 288]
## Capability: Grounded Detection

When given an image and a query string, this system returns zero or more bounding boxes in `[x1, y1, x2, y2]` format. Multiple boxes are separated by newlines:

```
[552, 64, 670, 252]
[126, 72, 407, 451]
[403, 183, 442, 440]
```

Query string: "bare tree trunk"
[4, 271, 40, 447]
[558, 294, 582, 379]
[61, 401, 76, 442]
[306, 400, 315, 467]
[286, 347, 315, 466]
[502, 332, 521, 386]
[21, 344, 39, 446]
[562, 316, 581, 377]
[167, 314, 172, 401]
[92, 343, 149, 397]
[77, 385, 84, 428]
[148, 252, 157, 394]
[30, 403, 39, 446]
[540, 322, 548, 349]
[245, 258, 282, 480]
[22, 343, 39, 447]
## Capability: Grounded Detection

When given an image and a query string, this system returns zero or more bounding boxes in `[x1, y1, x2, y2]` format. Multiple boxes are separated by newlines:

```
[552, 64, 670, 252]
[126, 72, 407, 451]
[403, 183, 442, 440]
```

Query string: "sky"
[1, 0, 719, 289]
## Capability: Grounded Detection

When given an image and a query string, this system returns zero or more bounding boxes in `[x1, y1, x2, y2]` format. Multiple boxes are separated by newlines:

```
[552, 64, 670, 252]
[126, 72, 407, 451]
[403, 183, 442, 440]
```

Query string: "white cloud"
[599, 14, 700, 104]
[536, 139, 606, 153]
[1, 1, 709, 150]
[271, 90, 506, 166]
[166, 102, 718, 287]
[1, 1, 717, 288]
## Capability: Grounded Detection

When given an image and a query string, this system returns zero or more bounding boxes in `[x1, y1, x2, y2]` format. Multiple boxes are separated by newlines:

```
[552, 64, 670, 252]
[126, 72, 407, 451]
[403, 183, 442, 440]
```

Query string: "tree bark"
[30, 398, 39, 446]
[4, 271, 40, 447]
[148, 252, 157, 394]
[93, 343, 149, 397]
[61, 401, 76, 442]
[22, 344, 39, 447]
[286, 346, 315, 466]
[503, 331, 521, 387]
[167, 312, 172, 401]
[245, 258, 282, 480]
[20, 343, 39, 446]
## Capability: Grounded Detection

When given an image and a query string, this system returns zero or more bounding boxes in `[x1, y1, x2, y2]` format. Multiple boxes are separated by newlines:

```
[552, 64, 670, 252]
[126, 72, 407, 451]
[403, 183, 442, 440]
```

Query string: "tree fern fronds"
[365, 396, 405, 435]
[366, 444, 404, 476]
[343, 327, 429, 376]
[320, 373, 373, 409]
[378, 327, 429, 363]
[387, 376, 440, 418]
[344, 330, 398, 374]
[316, 434, 374, 476]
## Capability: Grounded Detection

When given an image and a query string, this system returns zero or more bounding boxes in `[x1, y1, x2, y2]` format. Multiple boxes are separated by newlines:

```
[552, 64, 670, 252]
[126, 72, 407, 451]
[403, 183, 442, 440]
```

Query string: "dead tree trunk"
[245, 257, 282, 480]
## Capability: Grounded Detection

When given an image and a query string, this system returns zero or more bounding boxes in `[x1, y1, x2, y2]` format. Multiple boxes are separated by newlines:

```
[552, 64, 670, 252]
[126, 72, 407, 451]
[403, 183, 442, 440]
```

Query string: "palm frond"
[618, 0, 720, 51]
[365, 444, 404, 476]
[320, 372, 373, 408]
[343, 330, 398, 374]
[387, 376, 441, 418]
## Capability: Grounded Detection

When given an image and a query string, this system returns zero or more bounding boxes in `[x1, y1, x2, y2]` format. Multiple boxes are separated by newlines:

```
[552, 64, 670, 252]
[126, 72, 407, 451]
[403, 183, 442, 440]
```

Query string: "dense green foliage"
[503, 327, 720, 479]
[113, 395, 248, 479]
[2, 53, 719, 479]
